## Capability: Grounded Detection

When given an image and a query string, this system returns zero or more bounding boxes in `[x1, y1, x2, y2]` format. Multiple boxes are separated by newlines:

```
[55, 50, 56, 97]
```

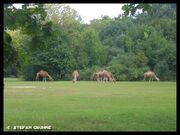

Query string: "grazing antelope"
[36, 70, 53, 81]
[144, 71, 160, 82]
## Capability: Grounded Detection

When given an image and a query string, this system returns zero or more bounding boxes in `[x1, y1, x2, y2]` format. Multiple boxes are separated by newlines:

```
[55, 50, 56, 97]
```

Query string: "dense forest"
[4, 4, 176, 81]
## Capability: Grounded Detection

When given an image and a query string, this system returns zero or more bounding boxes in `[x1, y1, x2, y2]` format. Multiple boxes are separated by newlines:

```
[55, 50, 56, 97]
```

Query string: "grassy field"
[4, 78, 176, 131]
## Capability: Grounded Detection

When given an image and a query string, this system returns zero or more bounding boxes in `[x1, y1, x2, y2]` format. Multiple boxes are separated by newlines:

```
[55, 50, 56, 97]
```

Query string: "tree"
[122, 4, 153, 17]
[82, 28, 106, 66]
[4, 31, 18, 76]
[4, 4, 47, 75]
[4, 4, 46, 31]
[44, 4, 82, 25]
[21, 4, 85, 80]
[4, 4, 176, 81]
[6, 30, 30, 76]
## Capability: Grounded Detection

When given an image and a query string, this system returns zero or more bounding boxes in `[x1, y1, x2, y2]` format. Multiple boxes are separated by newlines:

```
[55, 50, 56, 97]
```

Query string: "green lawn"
[4, 78, 176, 131]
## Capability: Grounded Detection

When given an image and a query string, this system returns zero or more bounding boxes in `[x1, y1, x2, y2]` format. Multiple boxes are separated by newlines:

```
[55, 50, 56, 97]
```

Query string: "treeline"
[4, 4, 176, 81]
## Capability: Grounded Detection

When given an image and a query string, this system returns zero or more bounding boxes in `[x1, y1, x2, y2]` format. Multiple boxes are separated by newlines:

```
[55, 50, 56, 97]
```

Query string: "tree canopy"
[4, 4, 176, 81]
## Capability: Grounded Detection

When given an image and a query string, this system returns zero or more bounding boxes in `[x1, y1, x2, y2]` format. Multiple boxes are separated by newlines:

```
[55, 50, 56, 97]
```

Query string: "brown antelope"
[36, 70, 53, 81]
[144, 71, 160, 82]
[72, 70, 79, 83]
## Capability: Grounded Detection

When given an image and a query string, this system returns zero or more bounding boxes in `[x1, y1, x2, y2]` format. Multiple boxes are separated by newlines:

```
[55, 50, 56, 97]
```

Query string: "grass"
[4, 78, 176, 131]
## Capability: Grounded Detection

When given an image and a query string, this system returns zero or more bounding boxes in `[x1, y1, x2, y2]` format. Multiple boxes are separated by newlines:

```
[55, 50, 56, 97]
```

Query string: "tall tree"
[4, 4, 47, 75]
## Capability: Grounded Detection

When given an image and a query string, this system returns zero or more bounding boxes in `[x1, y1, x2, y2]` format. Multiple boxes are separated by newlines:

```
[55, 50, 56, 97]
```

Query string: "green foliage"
[24, 43, 76, 81]
[122, 4, 153, 17]
[108, 52, 149, 81]
[3, 4, 47, 75]
[3, 32, 19, 76]
[78, 68, 94, 81]
[6, 30, 30, 76]
[4, 4, 46, 31]
[4, 4, 176, 81]
[152, 4, 176, 19]
[108, 64, 128, 81]
[22, 65, 37, 81]
[82, 28, 106, 66]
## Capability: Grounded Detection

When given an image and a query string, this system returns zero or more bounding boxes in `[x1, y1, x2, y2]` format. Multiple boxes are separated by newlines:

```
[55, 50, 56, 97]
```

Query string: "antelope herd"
[92, 69, 116, 82]
[35, 69, 160, 82]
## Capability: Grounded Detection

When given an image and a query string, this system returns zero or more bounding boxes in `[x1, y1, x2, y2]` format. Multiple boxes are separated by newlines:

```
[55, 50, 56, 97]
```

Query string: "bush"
[22, 65, 37, 81]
